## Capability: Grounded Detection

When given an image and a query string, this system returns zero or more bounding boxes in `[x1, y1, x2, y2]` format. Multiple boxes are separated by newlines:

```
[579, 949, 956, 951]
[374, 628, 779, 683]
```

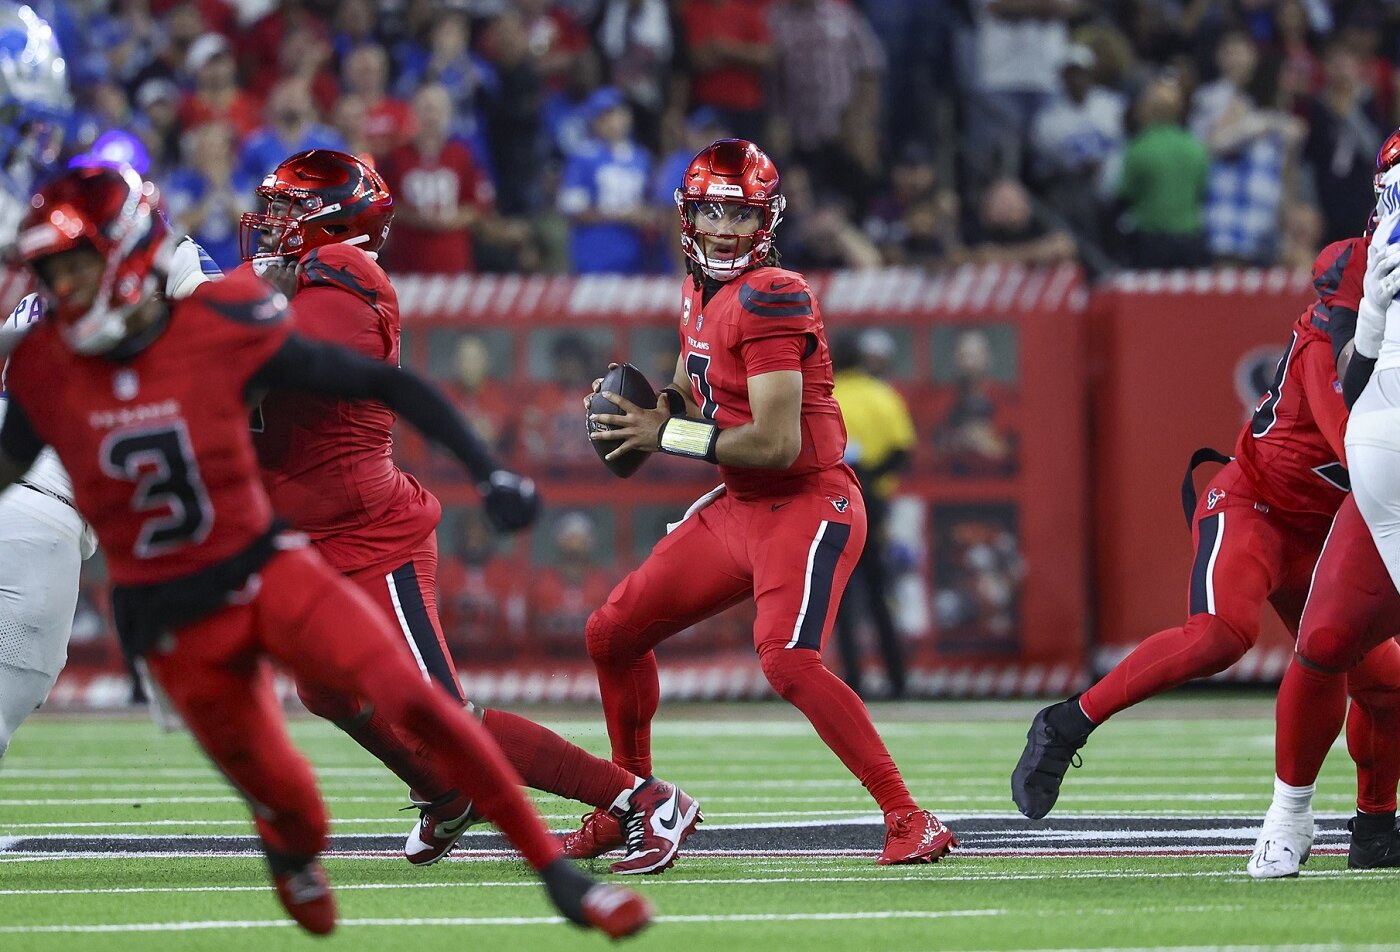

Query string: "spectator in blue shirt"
[558, 87, 658, 273]
[166, 121, 255, 270]
[239, 79, 346, 184]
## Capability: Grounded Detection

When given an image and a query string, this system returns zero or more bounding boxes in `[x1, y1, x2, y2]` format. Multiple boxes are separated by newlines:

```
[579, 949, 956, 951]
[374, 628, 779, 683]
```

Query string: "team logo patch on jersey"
[830, 495, 850, 513]
[1206, 488, 1225, 510]
[112, 369, 140, 401]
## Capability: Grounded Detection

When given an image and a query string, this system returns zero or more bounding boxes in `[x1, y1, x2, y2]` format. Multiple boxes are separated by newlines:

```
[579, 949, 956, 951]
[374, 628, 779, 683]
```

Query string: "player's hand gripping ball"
[586, 362, 658, 478]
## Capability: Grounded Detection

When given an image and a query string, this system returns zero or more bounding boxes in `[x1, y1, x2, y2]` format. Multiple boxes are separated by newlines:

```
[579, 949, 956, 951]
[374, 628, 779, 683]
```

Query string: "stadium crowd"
[32, 0, 1400, 281]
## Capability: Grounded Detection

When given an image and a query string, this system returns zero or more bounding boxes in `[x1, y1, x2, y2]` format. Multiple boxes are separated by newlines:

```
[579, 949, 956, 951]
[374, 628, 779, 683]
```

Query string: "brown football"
[586, 362, 657, 478]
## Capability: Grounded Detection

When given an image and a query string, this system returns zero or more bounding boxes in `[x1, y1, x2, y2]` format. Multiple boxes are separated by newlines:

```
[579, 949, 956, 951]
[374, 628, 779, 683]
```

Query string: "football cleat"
[1247, 810, 1314, 878]
[561, 807, 626, 859]
[1011, 697, 1092, 820]
[1348, 816, 1400, 869]
[405, 792, 482, 866]
[266, 852, 337, 935]
[878, 809, 958, 865]
[540, 858, 653, 939]
[610, 778, 703, 875]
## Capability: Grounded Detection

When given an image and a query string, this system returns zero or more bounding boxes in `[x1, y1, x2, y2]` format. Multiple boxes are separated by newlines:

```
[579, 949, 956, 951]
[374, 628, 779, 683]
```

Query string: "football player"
[577, 139, 956, 868]
[1248, 142, 1400, 876]
[0, 2, 96, 759]
[0, 163, 651, 938]
[229, 148, 694, 872]
[1013, 136, 1400, 877]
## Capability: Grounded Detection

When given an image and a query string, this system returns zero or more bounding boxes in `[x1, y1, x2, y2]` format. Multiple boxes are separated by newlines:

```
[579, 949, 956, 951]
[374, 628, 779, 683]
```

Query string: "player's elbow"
[766, 427, 802, 469]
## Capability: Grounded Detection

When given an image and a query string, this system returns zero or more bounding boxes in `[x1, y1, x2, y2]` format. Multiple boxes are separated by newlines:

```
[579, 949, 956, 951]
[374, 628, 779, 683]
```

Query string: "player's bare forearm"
[670, 354, 700, 416]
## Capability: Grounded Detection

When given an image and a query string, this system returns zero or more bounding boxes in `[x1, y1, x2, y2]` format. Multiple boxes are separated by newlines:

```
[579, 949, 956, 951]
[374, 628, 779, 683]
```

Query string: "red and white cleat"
[877, 809, 958, 865]
[269, 857, 337, 935]
[580, 882, 654, 939]
[561, 807, 625, 859]
[610, 778, 702, 875]
[405, 794, 482, 866]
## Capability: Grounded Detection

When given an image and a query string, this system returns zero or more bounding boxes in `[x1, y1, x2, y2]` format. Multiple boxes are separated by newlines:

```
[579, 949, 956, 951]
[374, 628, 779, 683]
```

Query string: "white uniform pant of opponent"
[0, 485, 85, 757]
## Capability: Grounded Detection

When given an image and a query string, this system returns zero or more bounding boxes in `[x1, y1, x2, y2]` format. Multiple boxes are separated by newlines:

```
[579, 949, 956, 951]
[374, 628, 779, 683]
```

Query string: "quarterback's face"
[690, 201, 761, 260]
[257, 195, 310, 253]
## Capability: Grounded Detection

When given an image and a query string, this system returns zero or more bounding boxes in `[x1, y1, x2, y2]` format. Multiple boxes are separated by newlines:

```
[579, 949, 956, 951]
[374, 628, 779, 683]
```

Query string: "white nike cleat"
[609, 778, 702, 875]
[1247, 810, 1314, 879]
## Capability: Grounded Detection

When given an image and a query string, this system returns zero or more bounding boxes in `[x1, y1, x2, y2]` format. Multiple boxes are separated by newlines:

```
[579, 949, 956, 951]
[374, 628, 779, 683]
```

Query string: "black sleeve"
[1343, 353, 1378, 409]
[1314, 304, 1359, 364]
[0, 397, 44, 470]
[250, 333, 500, 483]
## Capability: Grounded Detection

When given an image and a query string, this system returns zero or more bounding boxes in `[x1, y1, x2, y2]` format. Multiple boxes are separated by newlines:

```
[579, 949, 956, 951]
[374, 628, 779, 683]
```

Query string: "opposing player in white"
[0, 4, 96, 757]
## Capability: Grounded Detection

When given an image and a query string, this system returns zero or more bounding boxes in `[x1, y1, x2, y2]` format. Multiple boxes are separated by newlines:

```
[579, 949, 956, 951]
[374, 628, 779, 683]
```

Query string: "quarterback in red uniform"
[1013, 179, 1400, 875]
[576, 139, 956, 867]
[0, 165, 650, 937]
[238, 149, 695, 875]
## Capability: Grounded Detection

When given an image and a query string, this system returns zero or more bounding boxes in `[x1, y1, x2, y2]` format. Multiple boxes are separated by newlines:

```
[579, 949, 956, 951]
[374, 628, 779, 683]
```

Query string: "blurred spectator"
[933, 513, 1025, 649]
[933, 328, 1017, 477]
[969, 0, 1082, 175]
[1272, 0, 1322, 114]
[520, 333, 602, 473]
[517, 0, 592, 89]
[128, 0, 208, 91]
[250, 24, 340, 114]
[676, 0, 772, 144]
[132, 77, 183, 177]
[380, 84, 496, 275]
[179, 32, 261, 138]
[1190, 31, 1302, 265]
[1278, 200, 1325, 275]
[595, 0, 681, 153]
[342, 43, 414, 156]
[332, 92, 373, 163]
[165, 121, 253, 269]
[443, 335, 517, 462]
[544, 48, 606, 159]
[962, 177, 1077, 266]
[1339, 11, 1394, 128]
[768, 0, 886, 209]
[482, 12, 548, 215]
[330, 0, 378, 62]
[1029, 44, 1125, 255]
[653, 107, 728, 207]
[831, 330, 914, 699]
[437, 510, 523, 659]
[1303, 39, 1385, 245]
[89, 0, 162, 88]
[776, 164, 884, 271]
[864, 142, 961, 267]
[859, 0, 951, 156]
[392, 12, 496, 147]
[527, 511, 616, 655]
[239, 79, 345, 184]
[558, 87, 657, 273]
[1117, 75, 1209, 269]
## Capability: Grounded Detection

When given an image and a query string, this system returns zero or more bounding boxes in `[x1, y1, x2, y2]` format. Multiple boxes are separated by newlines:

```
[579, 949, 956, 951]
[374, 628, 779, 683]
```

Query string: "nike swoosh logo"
[770, 280, 793, 291]
[771, 501, 792, 511]
[657, 796, 681, 831]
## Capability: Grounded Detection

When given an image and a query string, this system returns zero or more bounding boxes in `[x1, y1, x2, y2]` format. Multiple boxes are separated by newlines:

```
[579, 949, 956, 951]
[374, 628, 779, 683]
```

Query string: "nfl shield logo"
[1206, 488, 1225, 510]
[113, 369, 139, 401]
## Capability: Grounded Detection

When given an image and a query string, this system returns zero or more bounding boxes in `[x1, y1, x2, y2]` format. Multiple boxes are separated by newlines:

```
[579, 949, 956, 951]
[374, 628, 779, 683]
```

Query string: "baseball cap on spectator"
[186, 33, 231, 74]
[135, 78, 180, 111]
[1062, 44, 1095, 72]
[582, 86, 627, 123]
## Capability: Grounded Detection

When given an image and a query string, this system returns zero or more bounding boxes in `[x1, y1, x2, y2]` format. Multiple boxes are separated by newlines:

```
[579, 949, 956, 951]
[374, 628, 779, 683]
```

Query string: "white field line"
[0, 909, 1005, 934]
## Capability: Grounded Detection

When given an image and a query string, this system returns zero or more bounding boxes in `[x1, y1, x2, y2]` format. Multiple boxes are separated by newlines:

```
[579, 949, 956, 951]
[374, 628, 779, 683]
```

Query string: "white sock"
[609, 776, 646, 814]
[1270, 776, 1315, 815]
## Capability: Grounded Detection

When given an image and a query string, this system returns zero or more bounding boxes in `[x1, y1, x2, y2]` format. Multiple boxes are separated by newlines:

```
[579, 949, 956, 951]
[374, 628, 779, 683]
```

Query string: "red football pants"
[143, 543, 560, 868]
[1081, 462, 1330, 723]
[587, 471, 920, 815]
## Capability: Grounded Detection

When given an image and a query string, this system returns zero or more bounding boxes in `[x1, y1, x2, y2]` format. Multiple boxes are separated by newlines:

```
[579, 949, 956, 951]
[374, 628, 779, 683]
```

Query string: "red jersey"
[1233, 237, 1363, 517]
[251, 243, 441, 574]
[4, 272, 290, 586]
[679, 267, 847, 499]
[379, 140, 494, 274]
[679, 0, 771, 111]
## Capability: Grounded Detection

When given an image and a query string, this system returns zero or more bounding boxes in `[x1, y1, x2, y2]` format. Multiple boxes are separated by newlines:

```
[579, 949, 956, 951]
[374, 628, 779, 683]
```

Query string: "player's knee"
[585, 609, 639, 666]
[1298, 626, 1366, 674]
[1183, 612, 1254, 674]
[758, 645, 821, 699]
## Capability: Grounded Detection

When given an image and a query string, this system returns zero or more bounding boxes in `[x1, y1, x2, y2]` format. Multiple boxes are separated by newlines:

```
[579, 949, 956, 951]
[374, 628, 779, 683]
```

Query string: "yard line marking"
[0, 909, 1005, 934]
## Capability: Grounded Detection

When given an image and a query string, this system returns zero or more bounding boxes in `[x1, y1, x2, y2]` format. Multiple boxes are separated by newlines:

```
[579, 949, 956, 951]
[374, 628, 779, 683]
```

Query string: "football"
[586, 362, 657, 478]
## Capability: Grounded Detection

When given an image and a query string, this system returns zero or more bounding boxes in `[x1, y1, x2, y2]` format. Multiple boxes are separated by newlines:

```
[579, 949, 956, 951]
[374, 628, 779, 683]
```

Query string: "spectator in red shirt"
[444, 334, 517, 464]
[342, 43, 415, 155]
[178, 32, 261, 138]
[437, 509, 525, 661]
[677, 0, 773, 143]
[517, 0, 591, 90]
[379, 83, 495, 275]
[527, 511, 617, 656]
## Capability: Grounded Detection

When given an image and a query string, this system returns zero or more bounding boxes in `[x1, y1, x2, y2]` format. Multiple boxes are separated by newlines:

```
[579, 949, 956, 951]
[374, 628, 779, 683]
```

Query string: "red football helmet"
[16, 164, 169, 355]
[239, 148, 393, 261]
[674, 139, 785, 281]
[1377, 128, 1400, 194]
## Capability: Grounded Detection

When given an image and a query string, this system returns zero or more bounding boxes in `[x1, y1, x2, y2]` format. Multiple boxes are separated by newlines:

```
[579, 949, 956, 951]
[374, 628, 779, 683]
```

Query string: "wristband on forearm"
[660, 387, 687, 416]
[658, 416, 719, 462]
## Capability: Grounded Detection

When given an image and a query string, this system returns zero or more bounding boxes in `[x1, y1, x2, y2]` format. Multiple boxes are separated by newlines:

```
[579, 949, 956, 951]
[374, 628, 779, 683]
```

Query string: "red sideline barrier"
[39, 263, 1092, 704]
[1090, 268, 1314, 681]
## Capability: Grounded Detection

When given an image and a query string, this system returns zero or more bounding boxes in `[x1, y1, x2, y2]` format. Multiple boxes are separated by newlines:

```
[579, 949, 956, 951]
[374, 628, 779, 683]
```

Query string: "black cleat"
[1348, 815, 1400, 869]
[1011, 696, 1092, 820]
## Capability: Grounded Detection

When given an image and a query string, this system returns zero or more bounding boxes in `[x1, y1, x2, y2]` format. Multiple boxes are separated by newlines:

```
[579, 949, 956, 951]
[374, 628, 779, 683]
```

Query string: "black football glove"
[479, 470, 541, 532]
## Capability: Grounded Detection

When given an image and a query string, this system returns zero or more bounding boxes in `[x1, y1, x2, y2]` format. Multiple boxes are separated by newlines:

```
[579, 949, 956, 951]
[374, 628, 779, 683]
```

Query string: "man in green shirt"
[1119, 76, 1210, 268]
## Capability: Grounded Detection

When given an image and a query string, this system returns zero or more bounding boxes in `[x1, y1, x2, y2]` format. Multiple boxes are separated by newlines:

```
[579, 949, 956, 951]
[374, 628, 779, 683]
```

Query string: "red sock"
[1080, 613, 1252, 723]
[482, 708, 639, 810]
[759, 646, 918, 816]
[1275, 657, 1347, 787]
[586, 612, 661, 778]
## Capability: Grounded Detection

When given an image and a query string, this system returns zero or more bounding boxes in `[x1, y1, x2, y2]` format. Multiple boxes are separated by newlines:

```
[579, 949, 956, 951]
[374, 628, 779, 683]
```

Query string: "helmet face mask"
[675, 139, 785, 281]
[238, 149, 393, 262]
